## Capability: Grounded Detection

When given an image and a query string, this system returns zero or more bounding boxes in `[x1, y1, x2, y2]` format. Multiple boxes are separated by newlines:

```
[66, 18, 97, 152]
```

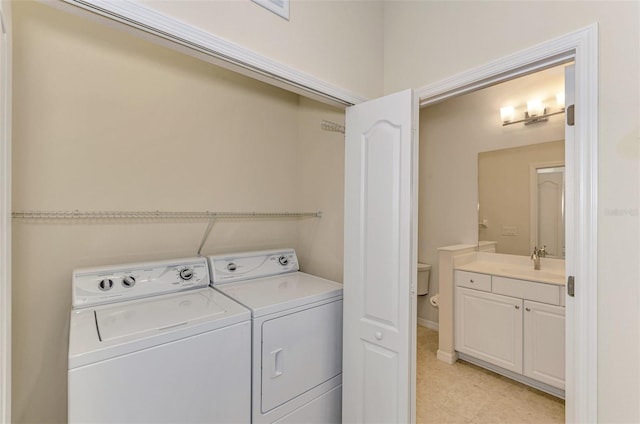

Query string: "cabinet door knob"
[515, 305, 520, 309]
[469, 279, 474, 283]
[525, 307, 531, 311]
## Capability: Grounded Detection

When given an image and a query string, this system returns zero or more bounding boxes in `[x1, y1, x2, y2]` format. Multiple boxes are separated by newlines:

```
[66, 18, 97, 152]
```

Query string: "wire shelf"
[11, 210, 322, 220]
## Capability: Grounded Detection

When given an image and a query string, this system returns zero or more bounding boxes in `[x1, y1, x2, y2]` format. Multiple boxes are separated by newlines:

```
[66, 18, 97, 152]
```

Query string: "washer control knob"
[278, 256, 289, 266]
[179, 268, 194, 281]
[122, 276, 136, 288]
[227, 263, 237, 272]
[98, 279, 114, 291]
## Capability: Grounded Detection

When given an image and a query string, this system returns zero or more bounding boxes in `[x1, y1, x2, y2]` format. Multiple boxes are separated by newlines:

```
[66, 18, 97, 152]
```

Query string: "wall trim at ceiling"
[54, 0, 368, 108]
[416, 24, 598, 423]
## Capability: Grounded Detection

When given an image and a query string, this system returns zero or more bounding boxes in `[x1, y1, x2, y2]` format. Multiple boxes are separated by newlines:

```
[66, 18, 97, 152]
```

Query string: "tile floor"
[416, 326, 565, 424]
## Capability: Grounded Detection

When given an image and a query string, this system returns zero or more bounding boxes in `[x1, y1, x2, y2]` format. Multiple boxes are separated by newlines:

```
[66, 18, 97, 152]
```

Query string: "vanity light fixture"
[500, 106, 514, 124]
[500, 93, 566, 126]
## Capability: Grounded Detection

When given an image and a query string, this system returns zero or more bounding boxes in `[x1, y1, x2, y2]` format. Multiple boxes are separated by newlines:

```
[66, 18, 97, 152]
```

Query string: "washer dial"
[227, 263, 237, 272]
[179, 268, 194, 281]
[122, 276, 136, 288]
[98, 279, 114, 291]
[278, 256, 289, 266]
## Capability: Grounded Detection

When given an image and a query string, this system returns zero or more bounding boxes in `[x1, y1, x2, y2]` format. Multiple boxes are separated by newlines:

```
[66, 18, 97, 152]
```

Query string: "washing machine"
[208, 249, 343, 424]
[68, 257, 251, 423]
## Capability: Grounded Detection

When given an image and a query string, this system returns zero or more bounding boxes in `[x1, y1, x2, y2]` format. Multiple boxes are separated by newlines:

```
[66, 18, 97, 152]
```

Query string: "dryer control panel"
[209, 248, 299, 285]
[72, 258, 209, 309]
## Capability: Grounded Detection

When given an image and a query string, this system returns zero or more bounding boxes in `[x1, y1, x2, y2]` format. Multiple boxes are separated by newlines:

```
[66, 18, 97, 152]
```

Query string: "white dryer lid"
[214, 272, 343, 318]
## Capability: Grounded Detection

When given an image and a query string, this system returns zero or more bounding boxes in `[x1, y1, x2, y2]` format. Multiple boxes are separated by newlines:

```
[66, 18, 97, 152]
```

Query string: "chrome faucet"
[531, 246, 547, 270]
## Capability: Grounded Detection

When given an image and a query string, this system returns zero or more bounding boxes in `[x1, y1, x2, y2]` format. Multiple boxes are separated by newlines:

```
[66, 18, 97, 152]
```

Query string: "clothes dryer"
[68, 257, 251, 423]
[208, 249, 343, 424]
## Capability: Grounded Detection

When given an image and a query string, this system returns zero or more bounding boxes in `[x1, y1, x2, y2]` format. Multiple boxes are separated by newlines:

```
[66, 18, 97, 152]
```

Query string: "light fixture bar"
[502, 109, 565, 126]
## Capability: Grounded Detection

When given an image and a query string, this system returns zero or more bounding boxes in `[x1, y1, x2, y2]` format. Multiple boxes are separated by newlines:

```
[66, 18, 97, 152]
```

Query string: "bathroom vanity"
[452, 253, 566, 398]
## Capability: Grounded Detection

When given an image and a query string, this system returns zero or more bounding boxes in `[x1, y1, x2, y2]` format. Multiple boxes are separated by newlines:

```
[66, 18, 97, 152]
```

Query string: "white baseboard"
[436, 349, 458, 365]
[417, 317, 438, 331]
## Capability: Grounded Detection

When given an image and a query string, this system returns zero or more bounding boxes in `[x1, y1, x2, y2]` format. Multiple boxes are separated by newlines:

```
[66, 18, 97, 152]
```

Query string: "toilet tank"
[417, 263, 431, 296]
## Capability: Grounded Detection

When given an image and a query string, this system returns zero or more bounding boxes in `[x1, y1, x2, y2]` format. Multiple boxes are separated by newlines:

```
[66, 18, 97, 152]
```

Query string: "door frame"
[0, 1, 11, 423]
[415, 24, 598, 423]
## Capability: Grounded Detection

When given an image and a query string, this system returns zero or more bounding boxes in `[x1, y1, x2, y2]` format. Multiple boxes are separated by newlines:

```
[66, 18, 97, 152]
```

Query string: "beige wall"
[11, 2, 344, 422]
[138, 0, 385, 100]
[387, 1, 640, 421]
[478, 141, 565, 256]
[418, 68, 564, 325]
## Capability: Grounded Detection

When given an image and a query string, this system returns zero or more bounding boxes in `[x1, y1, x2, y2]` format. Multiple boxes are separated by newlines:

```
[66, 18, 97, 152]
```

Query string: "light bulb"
[500, 106, 514, 123]
[556, 92, 565, 109]
[527, 99, 544, 117]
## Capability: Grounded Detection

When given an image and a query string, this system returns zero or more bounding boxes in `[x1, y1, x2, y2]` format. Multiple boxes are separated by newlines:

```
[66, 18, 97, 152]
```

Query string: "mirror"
[478, 140, 565, 258]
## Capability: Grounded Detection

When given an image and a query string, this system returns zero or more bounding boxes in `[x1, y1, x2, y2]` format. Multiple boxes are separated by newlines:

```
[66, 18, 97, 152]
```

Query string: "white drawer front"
[455, 270, 491, 292]
[492, 276, 560, 305]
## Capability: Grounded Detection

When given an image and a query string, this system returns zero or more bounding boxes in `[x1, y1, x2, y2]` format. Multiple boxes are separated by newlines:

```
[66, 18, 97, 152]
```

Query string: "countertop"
[456, 260, 565, 286]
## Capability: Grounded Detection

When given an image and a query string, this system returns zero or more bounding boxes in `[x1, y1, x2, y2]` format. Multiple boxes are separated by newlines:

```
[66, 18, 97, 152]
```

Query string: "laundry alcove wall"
[11, 2, 345, 422]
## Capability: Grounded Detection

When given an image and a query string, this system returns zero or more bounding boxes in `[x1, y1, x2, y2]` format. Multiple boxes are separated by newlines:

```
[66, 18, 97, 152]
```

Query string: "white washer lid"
[69, 288, 250, 368]
[96, 290, 226, 342]
[214, 272, 343, 318]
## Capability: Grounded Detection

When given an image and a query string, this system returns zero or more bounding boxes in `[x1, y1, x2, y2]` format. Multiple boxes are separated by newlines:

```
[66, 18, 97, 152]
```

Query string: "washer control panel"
[209, 248, 299, 285]
[72, 257, 209, 309]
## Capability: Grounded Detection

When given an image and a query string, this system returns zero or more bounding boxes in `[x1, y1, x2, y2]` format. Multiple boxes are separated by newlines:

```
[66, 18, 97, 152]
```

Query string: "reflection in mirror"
[533, 165, 565, 258]
[478, 140, 565, 258]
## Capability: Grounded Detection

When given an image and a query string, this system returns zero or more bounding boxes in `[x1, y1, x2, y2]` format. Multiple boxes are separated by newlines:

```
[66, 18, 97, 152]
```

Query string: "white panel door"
[524, 300, 566, 390]
[343, 89, 418, 424]
[455, 287, 523, 373]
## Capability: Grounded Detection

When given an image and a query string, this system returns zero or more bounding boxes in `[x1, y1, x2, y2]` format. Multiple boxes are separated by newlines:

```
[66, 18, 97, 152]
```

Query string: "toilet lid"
[418, 263, 431, 271]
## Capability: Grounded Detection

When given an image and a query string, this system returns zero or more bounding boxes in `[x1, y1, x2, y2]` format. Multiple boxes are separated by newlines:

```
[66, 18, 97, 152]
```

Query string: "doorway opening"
[413, 24, 598, 424]
[416, 64, 568, 423]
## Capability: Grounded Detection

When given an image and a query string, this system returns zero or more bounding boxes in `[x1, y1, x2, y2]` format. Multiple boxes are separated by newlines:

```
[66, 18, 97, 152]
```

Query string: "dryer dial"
[227, 263, 237, 272]
[278, 256, 289, 266]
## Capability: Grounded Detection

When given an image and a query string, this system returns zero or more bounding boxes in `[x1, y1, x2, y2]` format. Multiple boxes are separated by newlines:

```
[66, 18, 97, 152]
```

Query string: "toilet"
[417, 262, 431, 296]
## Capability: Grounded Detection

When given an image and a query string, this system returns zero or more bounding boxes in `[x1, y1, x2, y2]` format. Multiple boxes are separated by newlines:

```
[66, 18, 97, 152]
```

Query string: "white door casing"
[0, 1, 11, 422]
[417, 27, 597, 423]
[343, 89, 418, 424]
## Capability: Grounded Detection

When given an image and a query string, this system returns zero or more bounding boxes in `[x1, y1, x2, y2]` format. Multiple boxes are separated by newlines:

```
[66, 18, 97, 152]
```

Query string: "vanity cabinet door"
[455, 287, 523, 373]
[523, 300, 565, 390]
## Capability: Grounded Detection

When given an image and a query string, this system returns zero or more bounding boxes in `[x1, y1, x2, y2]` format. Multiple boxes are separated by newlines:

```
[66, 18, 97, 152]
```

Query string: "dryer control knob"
[227, 263, 237, 272]
[122, 276, 136, 288]
[278, 256, 289, 266]
[98, 279, 114, 291]
[179, 268, 194, 281]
